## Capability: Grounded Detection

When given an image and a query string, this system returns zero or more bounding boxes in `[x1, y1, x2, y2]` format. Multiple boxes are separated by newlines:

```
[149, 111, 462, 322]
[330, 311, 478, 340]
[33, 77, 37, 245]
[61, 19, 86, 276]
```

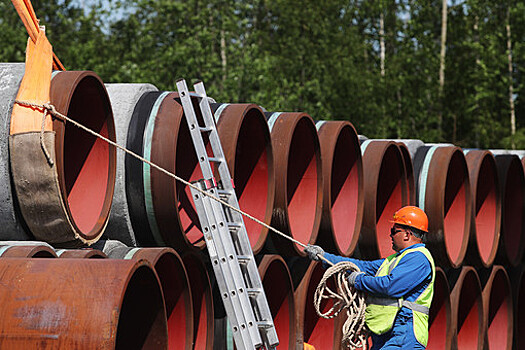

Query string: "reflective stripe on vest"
[365, 246, 435, 347]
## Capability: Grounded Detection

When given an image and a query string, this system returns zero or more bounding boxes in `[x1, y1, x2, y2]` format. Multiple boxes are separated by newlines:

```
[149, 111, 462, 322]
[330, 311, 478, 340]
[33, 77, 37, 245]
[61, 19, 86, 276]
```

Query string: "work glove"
[304, 244, 325, 261]
[347, 271, 364, 286]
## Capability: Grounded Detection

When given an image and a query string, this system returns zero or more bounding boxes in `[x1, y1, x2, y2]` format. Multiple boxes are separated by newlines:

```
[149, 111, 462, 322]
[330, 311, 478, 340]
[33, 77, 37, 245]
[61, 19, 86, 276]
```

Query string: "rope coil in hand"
[314, 261, 368, 349]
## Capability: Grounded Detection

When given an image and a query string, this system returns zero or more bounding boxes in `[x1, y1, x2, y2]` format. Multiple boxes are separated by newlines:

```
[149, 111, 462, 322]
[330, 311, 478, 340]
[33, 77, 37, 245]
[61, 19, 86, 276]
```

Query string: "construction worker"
[304, 206, 434, 349]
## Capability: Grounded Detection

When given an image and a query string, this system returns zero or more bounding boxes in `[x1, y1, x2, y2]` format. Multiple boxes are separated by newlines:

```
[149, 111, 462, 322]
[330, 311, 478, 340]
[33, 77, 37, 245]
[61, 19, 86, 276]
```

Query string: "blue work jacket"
[323, 243, 432, 349]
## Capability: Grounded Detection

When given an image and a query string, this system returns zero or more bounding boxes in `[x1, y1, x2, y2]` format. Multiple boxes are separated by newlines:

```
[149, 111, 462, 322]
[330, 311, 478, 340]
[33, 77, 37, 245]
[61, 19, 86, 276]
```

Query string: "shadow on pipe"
[264, 112, 322, 256]
[359, 140, 409, 259]
[316, 121, 363, 257]
[413, 146, 471, 268]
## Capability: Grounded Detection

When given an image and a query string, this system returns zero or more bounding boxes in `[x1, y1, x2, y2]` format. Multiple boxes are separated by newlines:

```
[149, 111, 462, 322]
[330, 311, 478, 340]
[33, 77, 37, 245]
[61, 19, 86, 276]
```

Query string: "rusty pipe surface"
[210, 103, 275, 254]
[316, 121, 363, 257]
[105, 247, 194, 350]
[0, 244, 57, 258]
[359, 140, 409, 259]
[55, 248, 107, 258]
[0, 258, 167, 349]
[257, 255, 296, 349]
[481, 266, 513, 350]
[428, 267, 452, 350]
[450, 266, 484, 350]
[494, 155, 525, 266]
[50, 71, 116, 243]
[396, 142, 416, 205]
[265, 112, 322, 256]
[464, 150, 501, 267]
[181, 251, 214, 350]
[511, 266, 525, 350]
[413, 146, 471, 268]
[294, 260, 343, 349]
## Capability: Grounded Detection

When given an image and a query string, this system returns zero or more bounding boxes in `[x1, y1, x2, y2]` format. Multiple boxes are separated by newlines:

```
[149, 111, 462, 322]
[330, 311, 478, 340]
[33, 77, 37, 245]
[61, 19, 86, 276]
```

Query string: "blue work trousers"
[370, 313, 425, 349]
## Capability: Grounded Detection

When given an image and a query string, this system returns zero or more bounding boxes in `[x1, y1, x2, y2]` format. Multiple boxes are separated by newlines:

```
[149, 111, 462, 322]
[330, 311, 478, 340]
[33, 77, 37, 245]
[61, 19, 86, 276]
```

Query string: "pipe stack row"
[1, 63, 524, 348]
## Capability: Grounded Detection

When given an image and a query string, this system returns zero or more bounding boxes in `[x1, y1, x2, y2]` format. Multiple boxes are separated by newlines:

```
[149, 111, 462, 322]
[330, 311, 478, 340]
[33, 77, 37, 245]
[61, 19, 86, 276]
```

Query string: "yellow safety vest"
[365, 246, 435, 346]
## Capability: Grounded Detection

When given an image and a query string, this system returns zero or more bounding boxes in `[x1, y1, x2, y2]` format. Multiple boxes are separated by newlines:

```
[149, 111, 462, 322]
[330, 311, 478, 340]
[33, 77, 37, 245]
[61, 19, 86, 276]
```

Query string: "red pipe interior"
[304, 264, 336, 348]
[287, 119, 318, 245]
[376, 145, 404, 258]
[155, 254, 189, 349]
[330, 127, 360, 253]
[428, 270, 449, 349]
[486, 270, 510, 349]
[502, 160, 524, 263]
[444, 152, 467, 264]
[475, 157, 498, 263]
[262, 259, 292, 349]
[456, 271, 480, 349]
[64, 77, 111, 234]
[234, 109, 270, 249]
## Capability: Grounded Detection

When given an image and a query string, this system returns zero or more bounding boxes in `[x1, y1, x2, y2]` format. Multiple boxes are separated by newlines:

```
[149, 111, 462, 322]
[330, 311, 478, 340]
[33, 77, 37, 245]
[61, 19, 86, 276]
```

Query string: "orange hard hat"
[391, 206, 428, 233]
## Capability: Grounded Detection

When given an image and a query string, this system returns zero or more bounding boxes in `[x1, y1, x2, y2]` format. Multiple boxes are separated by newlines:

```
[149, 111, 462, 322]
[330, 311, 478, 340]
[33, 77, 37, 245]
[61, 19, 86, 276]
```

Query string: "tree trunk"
[506, 6, 516, 149]
[438, 0, 448, 136]
[380, 12, 385, 77]
[220, 28, 227, 93]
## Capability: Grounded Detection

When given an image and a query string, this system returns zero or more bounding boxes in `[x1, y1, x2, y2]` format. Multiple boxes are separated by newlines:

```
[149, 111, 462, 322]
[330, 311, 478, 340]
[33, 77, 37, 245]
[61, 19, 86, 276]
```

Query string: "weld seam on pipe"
[213, 103, 230, 122]
[267, 112, 282, 131]
[360, 139, 372, 154]
[123, 247, 142, 260]
[315, 120, 326, 130]
[418, 145, 439, 211]
[143, 91, 170, 247]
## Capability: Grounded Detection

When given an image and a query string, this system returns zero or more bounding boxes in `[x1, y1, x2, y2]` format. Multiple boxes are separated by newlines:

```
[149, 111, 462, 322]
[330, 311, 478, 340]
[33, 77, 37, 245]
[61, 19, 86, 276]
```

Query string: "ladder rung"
[237, 255, 252, 264]
[209, 157, 222, 163]
[199, 126, 213, 133]
[218, 189, 232, 197]
[227, 222, 242, 229]
[247, 288, 262, 297]
[257, 320, 274, 330]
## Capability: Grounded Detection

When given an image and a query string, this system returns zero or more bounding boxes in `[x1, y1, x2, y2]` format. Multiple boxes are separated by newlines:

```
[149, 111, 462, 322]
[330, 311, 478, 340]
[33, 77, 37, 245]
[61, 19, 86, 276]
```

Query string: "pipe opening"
[115, 265, 167, 349]
[57, 74, 115, 238]
[235, 109, 270, 250]
[376, 145, 404, 258]
[428, 269, 449, 349]
[154, 253, 190, 349]
[475, 156, 498, 263]
[486, 270, 510, 349]
[287, 118, 319, 245]
[331, 126, 360, 252]
[517, 271, 525, 350]
[444, 151, 468, 264]
[261, 258, 292, 349]
[456, 271, 481, 349]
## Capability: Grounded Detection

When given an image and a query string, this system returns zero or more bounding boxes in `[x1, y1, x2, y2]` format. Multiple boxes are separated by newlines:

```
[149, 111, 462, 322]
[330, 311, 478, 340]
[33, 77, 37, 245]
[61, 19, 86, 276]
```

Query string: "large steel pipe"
[294, 260, 343, 349]
[257, 255, 297, 349]
[105, 83, 158, 247]
[55, 248, 107, 258]
[481, 266, 513, 350]
[264, 112, 322, 256]
[428, 267, 452, 350]
[450, 266, 484, 350]
[49, 70, 116, 244]
[0, 258, 167, 349]
[210, 103, 275, 254]
[494, 155, 525, 266]
[0, 244, 57, 258]
[512, 266, 525, 350]
[104, 245, 194, 350]
[464, 150, 501, 267]
[316, 121, 363, 256]
[397, 142, 416, 205]
[413, 146, 471, 268]
[359, 140, 409, 259]
[182, 251, 214, 350]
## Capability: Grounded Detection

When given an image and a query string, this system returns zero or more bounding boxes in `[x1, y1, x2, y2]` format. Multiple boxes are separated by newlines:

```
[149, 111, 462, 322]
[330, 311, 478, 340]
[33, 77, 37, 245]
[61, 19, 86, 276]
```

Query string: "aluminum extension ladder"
[176, 79, 279, 350]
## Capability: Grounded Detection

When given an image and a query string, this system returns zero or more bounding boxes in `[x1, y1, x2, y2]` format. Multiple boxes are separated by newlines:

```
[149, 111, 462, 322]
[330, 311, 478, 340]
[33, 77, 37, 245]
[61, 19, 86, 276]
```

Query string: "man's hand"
[347, 271, 364, 286]
[304, 244, 325, 261]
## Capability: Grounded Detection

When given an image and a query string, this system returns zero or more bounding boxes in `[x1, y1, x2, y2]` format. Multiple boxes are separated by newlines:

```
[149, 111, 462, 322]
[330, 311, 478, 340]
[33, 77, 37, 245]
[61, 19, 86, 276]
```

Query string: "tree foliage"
[0, 0, 523, 148]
